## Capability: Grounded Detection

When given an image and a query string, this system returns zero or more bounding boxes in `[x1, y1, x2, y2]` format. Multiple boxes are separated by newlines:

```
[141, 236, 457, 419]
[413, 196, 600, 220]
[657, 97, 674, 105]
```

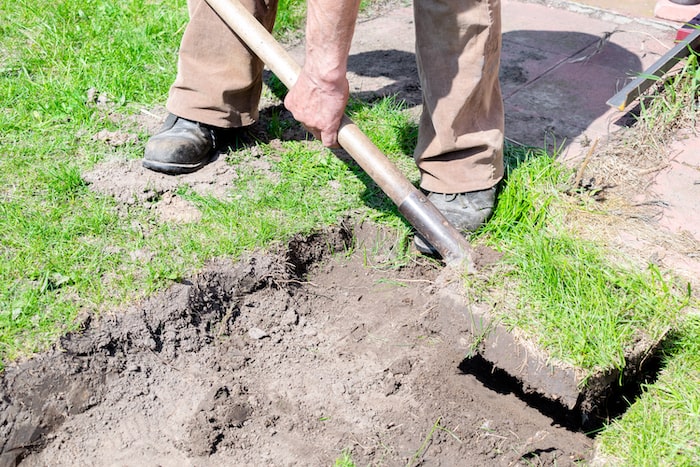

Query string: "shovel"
[205, 0, 475, 270]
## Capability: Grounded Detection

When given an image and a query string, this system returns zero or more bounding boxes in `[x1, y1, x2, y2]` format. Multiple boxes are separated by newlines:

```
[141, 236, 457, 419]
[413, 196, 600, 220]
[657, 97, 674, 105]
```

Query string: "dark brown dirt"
[1, 225, 592, 466]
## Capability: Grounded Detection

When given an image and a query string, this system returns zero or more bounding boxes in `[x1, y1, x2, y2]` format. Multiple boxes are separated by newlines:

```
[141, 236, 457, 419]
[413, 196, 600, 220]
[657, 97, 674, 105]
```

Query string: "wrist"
[300, 64, 348, 92]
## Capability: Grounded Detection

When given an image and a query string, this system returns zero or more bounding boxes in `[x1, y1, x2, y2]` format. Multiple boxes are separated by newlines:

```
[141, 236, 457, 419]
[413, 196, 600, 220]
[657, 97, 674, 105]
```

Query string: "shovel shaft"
[205, 0, 475, 268]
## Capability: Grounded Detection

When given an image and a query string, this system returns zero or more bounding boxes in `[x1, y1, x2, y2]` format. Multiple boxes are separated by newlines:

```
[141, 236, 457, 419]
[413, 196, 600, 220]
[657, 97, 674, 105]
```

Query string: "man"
[143, 0, 504, 254]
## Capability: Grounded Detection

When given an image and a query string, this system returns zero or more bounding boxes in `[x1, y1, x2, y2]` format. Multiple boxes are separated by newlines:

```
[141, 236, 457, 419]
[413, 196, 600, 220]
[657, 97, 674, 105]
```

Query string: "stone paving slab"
[501, 0, 675, 157]
[575, 0, 658, 18]
[655, 0, 700, 22]
[614, 122, 700, 282]
[654, 127, 700, 245]
[499, 41, 569, 99]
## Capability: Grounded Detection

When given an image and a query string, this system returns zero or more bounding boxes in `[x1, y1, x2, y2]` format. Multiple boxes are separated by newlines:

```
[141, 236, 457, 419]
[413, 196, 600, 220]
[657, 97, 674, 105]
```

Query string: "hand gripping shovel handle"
[205, 0, 475, 269]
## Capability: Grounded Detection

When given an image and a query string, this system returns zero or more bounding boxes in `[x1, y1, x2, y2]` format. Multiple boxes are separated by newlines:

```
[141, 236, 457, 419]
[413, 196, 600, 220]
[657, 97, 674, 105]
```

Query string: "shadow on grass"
[256, 75, 554, 240]
[256, 82, 421, 225]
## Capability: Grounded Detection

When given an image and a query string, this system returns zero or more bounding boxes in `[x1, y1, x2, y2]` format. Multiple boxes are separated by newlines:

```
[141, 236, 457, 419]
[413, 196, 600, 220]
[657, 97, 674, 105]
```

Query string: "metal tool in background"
[205, 0, 476, 269]
[607, 26, 700, 111]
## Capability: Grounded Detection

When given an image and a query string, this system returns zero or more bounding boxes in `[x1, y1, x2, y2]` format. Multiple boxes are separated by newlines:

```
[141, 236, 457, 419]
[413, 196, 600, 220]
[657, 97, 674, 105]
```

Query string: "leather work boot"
[414, 186, 498, 255]
[143, 114, 217, 175]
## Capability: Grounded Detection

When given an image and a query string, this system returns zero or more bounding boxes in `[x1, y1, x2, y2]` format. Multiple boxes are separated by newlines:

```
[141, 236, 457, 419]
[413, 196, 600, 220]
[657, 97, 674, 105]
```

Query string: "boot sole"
[142, 153, 214, 175]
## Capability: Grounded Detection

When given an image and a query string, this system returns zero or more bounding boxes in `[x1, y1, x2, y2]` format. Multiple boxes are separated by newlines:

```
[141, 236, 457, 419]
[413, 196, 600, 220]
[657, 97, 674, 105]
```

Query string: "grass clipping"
[472, 145, 689, 375]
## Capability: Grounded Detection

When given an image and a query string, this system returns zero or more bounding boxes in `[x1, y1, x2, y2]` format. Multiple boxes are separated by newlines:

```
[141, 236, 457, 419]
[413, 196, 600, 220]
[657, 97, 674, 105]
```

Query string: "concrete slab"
[655, 0, 700, 22]
[516, 0, 676, 27]
[499, 41, 569, 99]
[501, 0, 676, 156]
[654, 127, 700, 240]
[569, 0, 658, 18]
[504, 60, 622, 149]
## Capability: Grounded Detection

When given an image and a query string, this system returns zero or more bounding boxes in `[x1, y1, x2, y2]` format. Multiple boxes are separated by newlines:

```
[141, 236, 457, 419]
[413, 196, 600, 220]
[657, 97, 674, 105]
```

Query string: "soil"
[2, 2, 698, 466]
[1, 225, 593, 466]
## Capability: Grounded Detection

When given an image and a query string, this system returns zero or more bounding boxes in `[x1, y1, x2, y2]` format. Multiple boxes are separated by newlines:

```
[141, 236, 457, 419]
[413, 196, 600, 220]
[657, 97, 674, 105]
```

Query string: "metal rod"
[607, 28, 700, 111]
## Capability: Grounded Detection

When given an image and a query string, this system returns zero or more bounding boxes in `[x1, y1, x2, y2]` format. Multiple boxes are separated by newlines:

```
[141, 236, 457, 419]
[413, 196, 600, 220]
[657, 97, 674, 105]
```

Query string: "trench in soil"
[1, 222, 658, 466]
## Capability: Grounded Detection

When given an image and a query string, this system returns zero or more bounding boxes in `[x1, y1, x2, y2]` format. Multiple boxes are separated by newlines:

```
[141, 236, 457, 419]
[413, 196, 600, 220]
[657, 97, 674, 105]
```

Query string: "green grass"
[334, 449, 356, 467]
[274, 0, 307, 39]
[596, 314, 700, 465]
[474, 147, 688, 373]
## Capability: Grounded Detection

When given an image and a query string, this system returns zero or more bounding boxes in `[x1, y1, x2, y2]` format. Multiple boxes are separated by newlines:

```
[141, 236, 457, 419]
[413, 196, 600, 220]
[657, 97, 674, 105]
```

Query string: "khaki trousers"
[167, 0, 504, 193]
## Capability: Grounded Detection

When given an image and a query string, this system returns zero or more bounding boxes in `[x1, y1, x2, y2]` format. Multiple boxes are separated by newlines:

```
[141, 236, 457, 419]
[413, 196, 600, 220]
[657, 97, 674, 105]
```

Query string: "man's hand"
[284, 68, 349, 147]
[283, 0, 361, 147]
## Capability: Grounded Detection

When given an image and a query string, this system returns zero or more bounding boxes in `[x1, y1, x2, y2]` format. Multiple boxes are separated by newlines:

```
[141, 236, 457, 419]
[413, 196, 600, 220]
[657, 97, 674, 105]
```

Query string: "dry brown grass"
[560, 59, 700, 287]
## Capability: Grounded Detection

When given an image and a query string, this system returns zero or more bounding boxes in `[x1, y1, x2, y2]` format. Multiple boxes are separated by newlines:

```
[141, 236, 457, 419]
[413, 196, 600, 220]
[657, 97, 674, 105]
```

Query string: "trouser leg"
[167, 0, 278, 128]
[413, 0, 504, 194]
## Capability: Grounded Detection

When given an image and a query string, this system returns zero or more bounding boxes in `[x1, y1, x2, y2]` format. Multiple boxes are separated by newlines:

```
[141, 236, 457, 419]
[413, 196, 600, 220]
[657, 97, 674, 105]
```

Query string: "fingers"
[320, 128, 339, 148]
[301, 126, 339, 148]
[283, 68, 348, 148]
[288, 116, 341, 148]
